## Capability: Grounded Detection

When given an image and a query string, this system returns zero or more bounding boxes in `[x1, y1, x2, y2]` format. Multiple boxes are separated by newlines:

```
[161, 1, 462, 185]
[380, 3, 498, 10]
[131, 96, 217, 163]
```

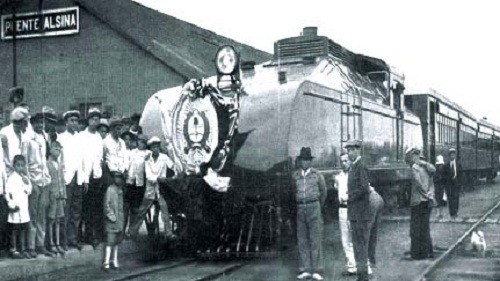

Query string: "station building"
[0, 0, 271, 123]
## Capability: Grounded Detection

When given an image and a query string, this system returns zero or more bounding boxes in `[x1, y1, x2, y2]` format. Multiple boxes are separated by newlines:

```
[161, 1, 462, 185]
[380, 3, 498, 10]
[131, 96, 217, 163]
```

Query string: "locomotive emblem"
[173, 92, 219, 175]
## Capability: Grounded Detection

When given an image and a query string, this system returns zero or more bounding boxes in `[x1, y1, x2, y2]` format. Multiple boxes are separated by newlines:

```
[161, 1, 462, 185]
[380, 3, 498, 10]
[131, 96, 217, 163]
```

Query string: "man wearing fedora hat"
[445, 148, 462, 221]
[21, 110, 57, 258]
[292, 147, 326, 281]
[405, 147, 436, 260]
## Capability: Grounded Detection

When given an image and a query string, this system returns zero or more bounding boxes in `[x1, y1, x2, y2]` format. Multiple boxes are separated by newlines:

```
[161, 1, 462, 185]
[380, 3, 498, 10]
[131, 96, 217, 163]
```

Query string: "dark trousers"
[296, 201, 324, 274]
[64, 176, 83, 245]
[351, 219, 380, 280]
[123, 184, 144, 233]
[446, 181, 460, 217]
[83, 177, 104, 242]
[410, 201, 433, 259]
[0, 196, 9, 251]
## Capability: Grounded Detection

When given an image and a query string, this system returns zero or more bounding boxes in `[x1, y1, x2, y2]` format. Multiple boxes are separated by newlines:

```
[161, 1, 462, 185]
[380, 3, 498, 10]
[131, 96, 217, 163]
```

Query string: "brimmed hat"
[108, 116, 122, 128]
[405, 147, 420, 156]
[97, 118, 109, 129]
[8, 87, 24, 103]
[449, 148, 457, 154]
[32, 106, 57, 123]
[344, 139, 362, 149]
[87, 107, 101, 119]
[297, 147, 314, 160]
[10, 107, 30, 121]
[62, 110, 80, 120]
[147, 136, 161, 146]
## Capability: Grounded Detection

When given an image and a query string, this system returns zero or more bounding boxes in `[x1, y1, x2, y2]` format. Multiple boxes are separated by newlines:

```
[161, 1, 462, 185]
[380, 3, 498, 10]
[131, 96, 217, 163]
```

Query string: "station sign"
[1, 7, 79, 40]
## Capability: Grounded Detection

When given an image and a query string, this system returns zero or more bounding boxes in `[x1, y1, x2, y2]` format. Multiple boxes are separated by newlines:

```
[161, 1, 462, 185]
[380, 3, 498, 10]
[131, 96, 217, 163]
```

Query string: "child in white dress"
[5, 155, 32, 259]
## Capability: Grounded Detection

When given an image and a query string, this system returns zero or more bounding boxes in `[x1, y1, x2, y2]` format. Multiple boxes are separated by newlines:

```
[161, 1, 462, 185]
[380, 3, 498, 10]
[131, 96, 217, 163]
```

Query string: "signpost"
[1, 6, 79, 40]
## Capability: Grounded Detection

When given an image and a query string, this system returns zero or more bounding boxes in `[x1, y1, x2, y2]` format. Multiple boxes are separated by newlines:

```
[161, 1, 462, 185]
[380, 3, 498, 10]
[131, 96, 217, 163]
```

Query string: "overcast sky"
[134, 0, 499, 124]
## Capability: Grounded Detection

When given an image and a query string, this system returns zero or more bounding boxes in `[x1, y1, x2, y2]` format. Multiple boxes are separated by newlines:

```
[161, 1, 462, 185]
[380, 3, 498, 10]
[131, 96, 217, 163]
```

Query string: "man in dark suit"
[445, 148, 462, 220]
[345, 140, 383, 281]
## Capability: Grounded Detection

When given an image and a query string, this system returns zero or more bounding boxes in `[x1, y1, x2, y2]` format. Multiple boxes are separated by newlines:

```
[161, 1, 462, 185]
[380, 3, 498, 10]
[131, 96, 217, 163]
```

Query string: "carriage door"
[428, 98, 437, 163]
[341, 89, 362, 147]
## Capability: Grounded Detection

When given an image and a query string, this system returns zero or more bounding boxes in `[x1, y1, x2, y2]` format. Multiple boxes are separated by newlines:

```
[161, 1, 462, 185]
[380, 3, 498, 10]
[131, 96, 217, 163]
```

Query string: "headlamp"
[216, 46, 238, 75]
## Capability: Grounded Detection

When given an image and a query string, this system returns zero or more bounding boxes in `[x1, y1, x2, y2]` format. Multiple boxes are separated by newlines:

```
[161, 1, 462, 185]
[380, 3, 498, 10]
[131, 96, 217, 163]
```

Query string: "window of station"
[436, 114, 457, 146]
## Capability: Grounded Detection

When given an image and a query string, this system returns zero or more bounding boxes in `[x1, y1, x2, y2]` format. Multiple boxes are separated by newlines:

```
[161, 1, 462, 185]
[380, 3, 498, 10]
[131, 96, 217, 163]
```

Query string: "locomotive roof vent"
[274, 27, 354, 64]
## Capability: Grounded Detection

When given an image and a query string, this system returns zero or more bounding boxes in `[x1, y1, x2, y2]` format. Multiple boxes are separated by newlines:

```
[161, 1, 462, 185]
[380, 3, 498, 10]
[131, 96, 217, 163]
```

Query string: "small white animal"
[470, 230, 487, 255]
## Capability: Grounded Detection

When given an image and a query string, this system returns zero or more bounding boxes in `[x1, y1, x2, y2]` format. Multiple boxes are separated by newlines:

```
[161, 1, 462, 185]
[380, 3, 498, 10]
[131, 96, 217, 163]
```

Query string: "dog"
[470, 230, 487, 256]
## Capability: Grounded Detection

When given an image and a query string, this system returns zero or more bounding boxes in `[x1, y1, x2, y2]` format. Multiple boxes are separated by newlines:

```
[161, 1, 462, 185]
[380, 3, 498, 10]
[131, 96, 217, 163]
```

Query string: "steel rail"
[414, 198, 500, 281]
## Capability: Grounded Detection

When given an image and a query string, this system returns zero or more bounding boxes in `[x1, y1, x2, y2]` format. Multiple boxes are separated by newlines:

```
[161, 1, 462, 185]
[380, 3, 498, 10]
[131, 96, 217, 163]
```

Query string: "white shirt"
[5, 172, 32, 224]
[127, 149, 150, 186]
[450, 160, 457, 179]
[336, 171, 349, 204]
[103, 135, 128, 174]
[0, 146, 5, 195]
[79, 128, 104, 183]
[0, 124, 25, 174]
[144, 153, 174, 199]
[58, 131, 84, 185]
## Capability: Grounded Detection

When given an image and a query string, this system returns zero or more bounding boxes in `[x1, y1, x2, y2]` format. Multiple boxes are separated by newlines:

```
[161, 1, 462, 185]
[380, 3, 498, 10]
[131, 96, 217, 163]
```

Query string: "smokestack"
[302, 27, 318, 37]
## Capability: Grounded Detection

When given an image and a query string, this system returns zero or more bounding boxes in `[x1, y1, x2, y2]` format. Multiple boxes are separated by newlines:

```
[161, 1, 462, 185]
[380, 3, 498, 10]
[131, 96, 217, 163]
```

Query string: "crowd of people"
[0, 89, 177, 270]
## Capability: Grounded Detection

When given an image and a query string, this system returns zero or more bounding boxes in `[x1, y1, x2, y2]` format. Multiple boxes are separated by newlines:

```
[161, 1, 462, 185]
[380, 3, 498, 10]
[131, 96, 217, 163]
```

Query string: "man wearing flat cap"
[292, 147, 326, 281]
[103, 117, 129, 188]
[80, 108, 105, 247]
[344, 140, 374, 281]
[21, 110, 56, 257]
[58, 110, 84, 250]
[405, 147, 435, 260]
[445, 148, 461, 221]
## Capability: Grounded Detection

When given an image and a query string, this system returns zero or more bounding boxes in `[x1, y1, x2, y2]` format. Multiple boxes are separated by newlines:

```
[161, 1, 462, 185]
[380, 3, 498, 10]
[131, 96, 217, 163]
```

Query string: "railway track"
[416, 198, 500, 281]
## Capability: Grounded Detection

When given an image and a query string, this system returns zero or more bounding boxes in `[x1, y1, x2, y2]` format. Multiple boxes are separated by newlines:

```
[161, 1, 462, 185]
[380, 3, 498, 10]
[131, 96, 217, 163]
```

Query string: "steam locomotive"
[140, 27, 499, 255]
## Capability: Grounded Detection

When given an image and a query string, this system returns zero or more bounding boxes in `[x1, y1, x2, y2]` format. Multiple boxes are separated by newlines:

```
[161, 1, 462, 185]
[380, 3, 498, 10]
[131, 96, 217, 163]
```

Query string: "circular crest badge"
[172, 93, 219, 175]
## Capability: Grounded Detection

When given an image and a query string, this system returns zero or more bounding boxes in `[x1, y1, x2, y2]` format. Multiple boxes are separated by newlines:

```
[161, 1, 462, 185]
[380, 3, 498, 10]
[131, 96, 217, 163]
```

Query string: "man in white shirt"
[58, 110, 84, 250]
[103, 117, 128, 187]
[80, 108, 104, 247]
[129, 137, 176, 241]
[0, 135, 8, 253]
[0, 107, 29, 175]
[334, 152, 356, 275]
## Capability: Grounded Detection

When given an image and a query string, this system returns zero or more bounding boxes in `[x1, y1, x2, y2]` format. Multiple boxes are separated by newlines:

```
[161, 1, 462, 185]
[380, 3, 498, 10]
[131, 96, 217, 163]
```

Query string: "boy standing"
[129, 136, 176, 241]
[103, 171, 125, 270]
[47, 141, 66, 255]
[5, 155, 32, 259]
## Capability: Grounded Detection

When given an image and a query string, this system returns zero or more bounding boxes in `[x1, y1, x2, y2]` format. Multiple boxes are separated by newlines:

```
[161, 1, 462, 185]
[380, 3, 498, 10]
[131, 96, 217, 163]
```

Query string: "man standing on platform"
[22, 111, 56, 258]
[334, 151, 357, 275]
[405, 147, 435, 260]
[345, 140, 374, 281]
[58, 110, 84, 250]
[445, 148, 462, 221]
[80, 108, 104, 247]
[293, 147, 326, 281]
